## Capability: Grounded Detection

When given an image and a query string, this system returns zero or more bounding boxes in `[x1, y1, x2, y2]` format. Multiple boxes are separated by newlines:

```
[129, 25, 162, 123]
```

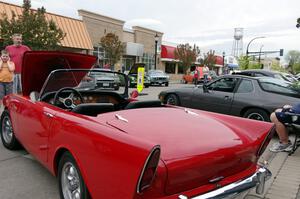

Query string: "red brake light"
[257, 127, 275, 156]
[137, 146, 161, 193]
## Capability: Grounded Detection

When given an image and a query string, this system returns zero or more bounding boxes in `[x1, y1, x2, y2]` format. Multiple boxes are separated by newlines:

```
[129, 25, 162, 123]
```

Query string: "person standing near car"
[0, 50, 15, 104]
[203, 65, 209, 84]
[193, 68, 199, 85]
[5, 33, 31, 94]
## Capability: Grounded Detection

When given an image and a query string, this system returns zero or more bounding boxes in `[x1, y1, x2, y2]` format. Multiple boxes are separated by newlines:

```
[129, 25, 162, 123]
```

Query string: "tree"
[100, 33, 124, 68]
[238, 55, 261, 70]
[201, 50, 216, 70]
[174, 43, 200, 74]
[285, 50, 300, 73]
[0, 0, 65, 50]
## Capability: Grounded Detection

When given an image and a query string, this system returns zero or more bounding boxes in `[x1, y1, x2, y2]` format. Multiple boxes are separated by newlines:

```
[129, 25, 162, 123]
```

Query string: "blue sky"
[3, 0, 300, 59]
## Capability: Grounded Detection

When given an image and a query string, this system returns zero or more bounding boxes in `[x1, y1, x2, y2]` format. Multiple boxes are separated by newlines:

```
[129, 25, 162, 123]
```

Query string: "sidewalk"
[242, 137, 300, 199]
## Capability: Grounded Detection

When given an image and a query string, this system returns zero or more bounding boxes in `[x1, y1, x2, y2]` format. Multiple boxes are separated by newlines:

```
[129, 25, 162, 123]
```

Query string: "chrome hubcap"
[247, 113, 265, 121]
[61, 162, 81, 199]
[2, 116, 13, 144]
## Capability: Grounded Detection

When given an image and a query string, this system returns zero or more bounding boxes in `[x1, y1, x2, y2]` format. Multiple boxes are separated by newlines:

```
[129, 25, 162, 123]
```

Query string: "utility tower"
[231, 28, 244, 58]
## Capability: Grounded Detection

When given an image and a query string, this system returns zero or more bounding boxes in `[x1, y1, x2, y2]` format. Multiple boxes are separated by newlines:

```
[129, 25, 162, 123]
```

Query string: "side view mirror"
[130, 90, 139, 99]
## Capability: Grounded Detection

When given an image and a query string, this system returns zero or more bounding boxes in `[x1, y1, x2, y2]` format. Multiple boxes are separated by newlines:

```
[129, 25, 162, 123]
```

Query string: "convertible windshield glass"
[258, 78, 300, 96]
[41, 69, 127, 97]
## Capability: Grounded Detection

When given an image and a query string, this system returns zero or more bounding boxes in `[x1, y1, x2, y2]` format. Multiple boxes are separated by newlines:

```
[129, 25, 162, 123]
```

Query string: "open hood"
[128, 63, 145, 75]
[22, 51, 96, 96]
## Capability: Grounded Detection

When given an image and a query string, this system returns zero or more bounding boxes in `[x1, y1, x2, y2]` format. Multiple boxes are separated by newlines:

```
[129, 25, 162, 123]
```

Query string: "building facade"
[0, 1, 93, 53]
[78, 10, 163, 72]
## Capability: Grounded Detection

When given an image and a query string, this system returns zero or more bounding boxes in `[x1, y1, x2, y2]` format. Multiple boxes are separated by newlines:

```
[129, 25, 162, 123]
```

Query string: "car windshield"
[258, 78, 300, 97]
[149, 70, 164, 75]
[40, 69, 127, 98]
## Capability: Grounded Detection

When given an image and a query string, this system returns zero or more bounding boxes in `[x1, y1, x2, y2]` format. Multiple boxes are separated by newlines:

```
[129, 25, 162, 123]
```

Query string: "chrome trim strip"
[178, 167, 271, 199]
[136, 145, 161, 194]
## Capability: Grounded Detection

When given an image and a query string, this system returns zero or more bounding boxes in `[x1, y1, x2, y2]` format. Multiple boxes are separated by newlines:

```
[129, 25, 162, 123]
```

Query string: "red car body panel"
[2, 51, 274, 199]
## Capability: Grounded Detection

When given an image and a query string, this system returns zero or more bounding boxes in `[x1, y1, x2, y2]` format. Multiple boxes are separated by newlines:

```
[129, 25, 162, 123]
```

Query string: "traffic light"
[279, 49, 284, 56]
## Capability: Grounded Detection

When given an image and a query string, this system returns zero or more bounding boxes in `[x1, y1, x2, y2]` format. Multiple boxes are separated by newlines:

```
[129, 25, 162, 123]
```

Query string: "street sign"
[137, 67, 144, 93]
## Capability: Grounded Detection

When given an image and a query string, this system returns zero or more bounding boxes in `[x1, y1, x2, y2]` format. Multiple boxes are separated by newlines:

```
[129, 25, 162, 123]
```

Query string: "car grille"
[153, 77, 167, 80]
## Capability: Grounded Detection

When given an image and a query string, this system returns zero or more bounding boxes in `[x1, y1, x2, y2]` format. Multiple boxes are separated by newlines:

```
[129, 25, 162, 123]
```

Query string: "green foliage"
[200, 50, 216, 70]
[285, 50, 300, 73]
[174, 43, 200, 74]
[0, 0, 65, 50]
[100, 33, 124, 66]
[238, 55, 263, 70]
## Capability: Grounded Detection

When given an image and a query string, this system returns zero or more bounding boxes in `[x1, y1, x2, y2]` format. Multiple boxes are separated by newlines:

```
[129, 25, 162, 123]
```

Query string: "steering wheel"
[53, 87, 84, 109]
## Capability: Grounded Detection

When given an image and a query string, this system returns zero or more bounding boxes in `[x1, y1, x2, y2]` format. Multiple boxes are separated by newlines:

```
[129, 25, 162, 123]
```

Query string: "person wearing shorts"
[269, 104, 300, 152]
[0, 50, 15, 104]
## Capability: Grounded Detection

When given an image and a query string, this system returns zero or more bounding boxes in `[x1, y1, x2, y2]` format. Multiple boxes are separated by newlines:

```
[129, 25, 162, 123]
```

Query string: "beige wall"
[123, 31, 135, 43]
[78, 10, 124, 46]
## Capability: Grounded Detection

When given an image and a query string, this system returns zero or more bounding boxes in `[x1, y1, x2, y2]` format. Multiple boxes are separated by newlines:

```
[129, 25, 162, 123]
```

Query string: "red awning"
[161, 45, 176, 59]
[215, 56, 224, 66]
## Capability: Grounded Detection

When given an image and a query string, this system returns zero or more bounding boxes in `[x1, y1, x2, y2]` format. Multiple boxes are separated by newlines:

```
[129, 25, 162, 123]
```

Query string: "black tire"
[243, 108, 270, 122]
[58, 152, 90, 199]
[0, 110, 21, 150]
[165, 82, 169, 87]
[165, 94, 180, 105]
[145, 84, 149, 88]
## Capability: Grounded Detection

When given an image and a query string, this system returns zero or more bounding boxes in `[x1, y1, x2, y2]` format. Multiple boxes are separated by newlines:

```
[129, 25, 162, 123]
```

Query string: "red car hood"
[21, 51, 96, 96]
[97, 107, 273, 194]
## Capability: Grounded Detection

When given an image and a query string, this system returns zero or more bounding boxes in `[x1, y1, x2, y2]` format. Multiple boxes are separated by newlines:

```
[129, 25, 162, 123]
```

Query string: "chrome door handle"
[44, 112, 54, 118]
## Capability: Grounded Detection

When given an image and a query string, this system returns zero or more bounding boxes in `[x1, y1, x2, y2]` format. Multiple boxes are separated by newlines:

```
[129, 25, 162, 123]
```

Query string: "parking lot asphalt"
[0, 82, 299, 199]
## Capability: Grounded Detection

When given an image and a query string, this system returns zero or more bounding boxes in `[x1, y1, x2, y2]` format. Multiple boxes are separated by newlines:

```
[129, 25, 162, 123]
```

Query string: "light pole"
[222, 52, 226, 74]
[258, 45, 264, 64]
[246, 36, 265, 57]
[154, 33, 159, 70]
[246, 36, 265, 68]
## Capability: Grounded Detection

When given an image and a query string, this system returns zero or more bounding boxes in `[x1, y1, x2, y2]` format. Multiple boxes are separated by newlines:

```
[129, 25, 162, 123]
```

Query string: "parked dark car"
[159, 75, 300, 121]
[148, 70, 169, 86]
[126, 63, 150, 88]
[233, 69, 295, 83]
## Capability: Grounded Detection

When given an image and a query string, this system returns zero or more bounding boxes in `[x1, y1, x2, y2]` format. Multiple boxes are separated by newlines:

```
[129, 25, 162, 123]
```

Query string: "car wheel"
[58, 152, 90, 199]
[165, 83, 169, 87]
[0, 110, 21, 150]
[145, 84, 149, 88]
[243, 108, 270, 122]
[165, 94, 180, 105]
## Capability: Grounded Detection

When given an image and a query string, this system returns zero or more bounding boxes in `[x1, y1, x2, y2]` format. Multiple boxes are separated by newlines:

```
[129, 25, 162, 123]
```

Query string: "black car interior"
[40, 89, 164, 117]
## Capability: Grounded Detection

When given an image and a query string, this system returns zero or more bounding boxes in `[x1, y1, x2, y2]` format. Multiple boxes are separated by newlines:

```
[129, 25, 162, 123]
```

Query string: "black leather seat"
[72, 103, 115, 116]
[125, 100, 163, 110]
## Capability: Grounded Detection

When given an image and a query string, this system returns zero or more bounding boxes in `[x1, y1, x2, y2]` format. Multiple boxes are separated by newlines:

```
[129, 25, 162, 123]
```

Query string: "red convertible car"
[1, 51, 274, 199]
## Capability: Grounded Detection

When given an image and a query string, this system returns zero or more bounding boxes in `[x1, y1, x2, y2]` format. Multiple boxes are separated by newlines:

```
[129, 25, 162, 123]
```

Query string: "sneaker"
[270, 142, 293, 152]
[271, 140, 292, 148]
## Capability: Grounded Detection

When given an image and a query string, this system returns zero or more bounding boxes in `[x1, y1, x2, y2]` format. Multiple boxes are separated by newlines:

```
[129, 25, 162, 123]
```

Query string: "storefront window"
[93, 46, 110, 68]
[178, 64, 184, 74]
[142, 53, 154, 71]
[165, 62, 176, 74]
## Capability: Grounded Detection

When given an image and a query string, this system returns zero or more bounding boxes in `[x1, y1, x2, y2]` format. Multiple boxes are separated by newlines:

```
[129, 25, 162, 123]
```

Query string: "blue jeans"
[0, 82, 13, 99]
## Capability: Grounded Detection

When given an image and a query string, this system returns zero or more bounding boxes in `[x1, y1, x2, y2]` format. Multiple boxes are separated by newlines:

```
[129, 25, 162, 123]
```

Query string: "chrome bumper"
[178, 167, 271, 199]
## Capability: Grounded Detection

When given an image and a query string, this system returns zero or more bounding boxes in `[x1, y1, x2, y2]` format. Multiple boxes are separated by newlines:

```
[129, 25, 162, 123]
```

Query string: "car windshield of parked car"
[258, 78, 300, 97]
[149, 70, 165, 75]
[40, 69, 127, 97]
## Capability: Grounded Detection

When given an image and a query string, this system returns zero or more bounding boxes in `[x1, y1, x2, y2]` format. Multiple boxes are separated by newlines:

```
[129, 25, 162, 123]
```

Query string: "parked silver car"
[148, 70, 169, 86]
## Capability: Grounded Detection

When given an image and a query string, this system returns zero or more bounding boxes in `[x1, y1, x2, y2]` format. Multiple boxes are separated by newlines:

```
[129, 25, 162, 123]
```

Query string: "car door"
[14, 96, 57, 163]
[192, 77, 240, 114]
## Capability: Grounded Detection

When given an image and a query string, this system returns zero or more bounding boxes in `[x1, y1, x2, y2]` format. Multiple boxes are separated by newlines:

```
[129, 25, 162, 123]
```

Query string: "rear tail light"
[257, 127, 275, 156]
[137, 145, 161, 194]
